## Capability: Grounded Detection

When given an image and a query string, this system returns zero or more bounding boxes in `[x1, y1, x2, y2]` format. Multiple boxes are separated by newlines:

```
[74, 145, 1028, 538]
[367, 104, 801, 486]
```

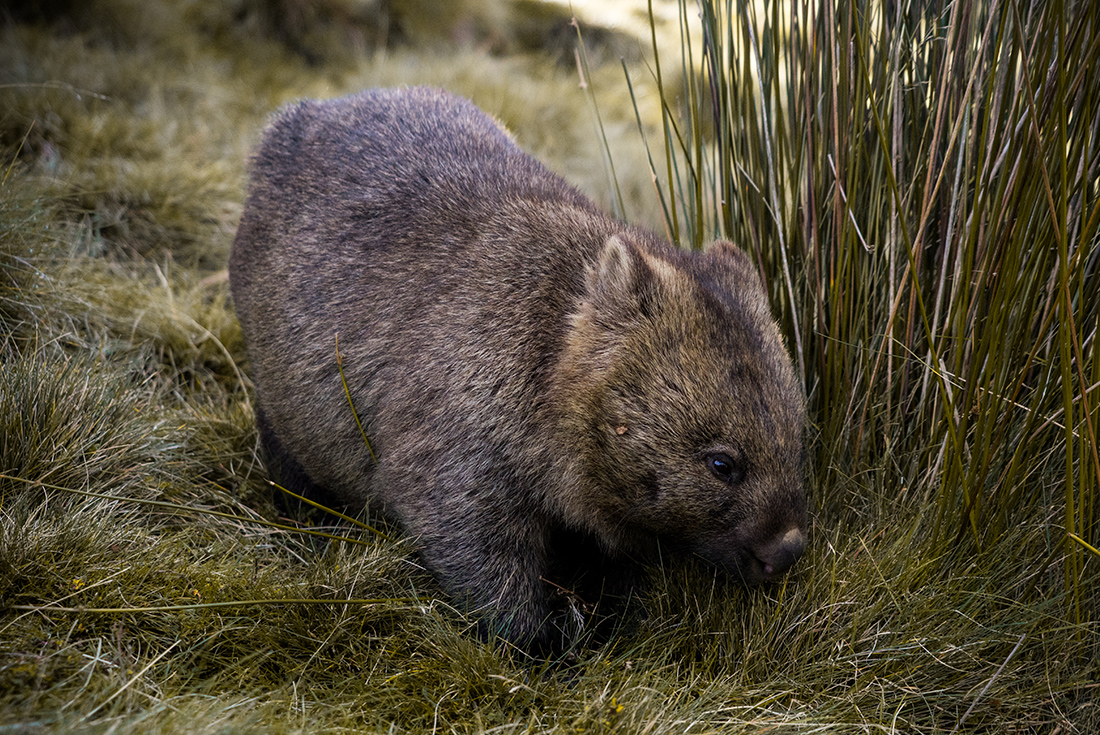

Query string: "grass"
[1, 0, 1097, 732]
[640, 0, 1099, 598]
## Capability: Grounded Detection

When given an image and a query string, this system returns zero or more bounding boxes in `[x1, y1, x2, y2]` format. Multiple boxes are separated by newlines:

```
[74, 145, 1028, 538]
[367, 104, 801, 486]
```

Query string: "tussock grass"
[627, 0, 1098, 728]
[0, 0, 1096, 732]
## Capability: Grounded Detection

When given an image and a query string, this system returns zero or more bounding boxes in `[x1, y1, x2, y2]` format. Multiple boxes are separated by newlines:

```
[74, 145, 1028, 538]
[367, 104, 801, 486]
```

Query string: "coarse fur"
[230, 87, 807, 651]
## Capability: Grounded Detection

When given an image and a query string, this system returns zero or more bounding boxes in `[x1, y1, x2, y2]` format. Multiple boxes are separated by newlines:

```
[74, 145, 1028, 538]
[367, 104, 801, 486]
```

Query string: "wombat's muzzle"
[696, 525, 806, 584]
[751, 527, 807, 581]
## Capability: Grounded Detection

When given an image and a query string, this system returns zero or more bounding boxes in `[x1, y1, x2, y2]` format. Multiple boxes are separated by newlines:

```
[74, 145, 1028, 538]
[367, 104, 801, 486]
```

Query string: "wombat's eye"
[706, 453, 744, 484]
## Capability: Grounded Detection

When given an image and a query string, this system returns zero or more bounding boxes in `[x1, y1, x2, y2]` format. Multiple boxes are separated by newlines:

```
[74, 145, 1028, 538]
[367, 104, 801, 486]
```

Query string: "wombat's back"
[229, 88, 636, 511]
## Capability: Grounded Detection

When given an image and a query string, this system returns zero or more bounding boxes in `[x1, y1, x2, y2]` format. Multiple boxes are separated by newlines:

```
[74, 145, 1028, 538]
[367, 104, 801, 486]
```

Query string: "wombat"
[229, 87, 807, 650]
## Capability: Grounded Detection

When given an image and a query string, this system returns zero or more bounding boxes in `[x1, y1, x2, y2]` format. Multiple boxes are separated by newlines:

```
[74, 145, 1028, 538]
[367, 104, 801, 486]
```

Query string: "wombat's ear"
[589, 234, 673, 317]
[592, 235, 644, 296]
[705, 240, 766, 294]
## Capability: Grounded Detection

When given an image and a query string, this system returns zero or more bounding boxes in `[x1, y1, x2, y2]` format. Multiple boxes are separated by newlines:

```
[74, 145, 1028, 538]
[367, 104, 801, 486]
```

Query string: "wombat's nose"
[754, 528, 806, 579]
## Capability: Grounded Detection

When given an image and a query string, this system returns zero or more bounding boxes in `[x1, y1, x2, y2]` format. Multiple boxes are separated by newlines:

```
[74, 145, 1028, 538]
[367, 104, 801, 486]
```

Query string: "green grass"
[1, 0, 1097, 732]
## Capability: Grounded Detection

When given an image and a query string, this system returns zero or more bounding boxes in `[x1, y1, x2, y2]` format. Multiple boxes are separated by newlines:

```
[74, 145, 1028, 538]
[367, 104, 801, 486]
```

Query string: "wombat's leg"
[421, 510, 557, 651]
[547, 528, 638, 604]
[569, 554, 644, 645]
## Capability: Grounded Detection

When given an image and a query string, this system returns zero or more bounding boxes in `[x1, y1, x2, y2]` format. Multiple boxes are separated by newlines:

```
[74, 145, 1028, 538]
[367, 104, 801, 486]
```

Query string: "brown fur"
[230, 87, 807, 650]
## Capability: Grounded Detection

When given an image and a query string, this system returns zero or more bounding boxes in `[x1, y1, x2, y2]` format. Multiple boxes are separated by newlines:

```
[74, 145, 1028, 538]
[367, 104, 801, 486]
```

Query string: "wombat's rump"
[230, 87, 807, 650]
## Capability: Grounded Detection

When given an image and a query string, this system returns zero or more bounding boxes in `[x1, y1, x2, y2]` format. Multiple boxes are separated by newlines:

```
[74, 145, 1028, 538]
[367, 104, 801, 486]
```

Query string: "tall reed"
[632, 0, 1098, 622]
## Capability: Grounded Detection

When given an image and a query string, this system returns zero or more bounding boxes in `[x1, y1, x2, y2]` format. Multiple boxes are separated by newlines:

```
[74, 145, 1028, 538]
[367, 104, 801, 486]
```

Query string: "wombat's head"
[561, 234, 807, 584]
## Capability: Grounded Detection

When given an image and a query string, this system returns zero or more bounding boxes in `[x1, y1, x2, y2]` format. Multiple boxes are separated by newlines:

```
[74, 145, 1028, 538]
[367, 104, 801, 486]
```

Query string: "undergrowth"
[0, 0, 1096, 733]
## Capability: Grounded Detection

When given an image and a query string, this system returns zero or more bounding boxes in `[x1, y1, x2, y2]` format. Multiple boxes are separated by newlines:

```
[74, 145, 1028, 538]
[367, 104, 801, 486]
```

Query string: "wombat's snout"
[752, 527, 807, 580]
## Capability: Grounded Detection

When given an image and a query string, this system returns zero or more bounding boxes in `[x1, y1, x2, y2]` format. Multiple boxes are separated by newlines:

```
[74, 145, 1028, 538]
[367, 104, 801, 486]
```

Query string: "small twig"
[13, 598, 412, 615]
[0, 80, 111, 100]
[270, 480, 391, 541]
[77, 641, 177, 724]
[335, 333, 377, 463]
[826, 153, 870, 252]
[1067, 532, 1100, 559]
[950, 633, 1027, 735]
[3, 119, 34, 186]
[539, 577, 588, 607]
[0, 473, 387, 544]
